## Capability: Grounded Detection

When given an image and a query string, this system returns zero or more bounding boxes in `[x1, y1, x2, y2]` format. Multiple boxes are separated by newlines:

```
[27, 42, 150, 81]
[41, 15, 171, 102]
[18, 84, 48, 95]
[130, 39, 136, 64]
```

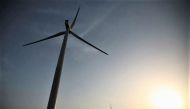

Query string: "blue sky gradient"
[1, 0, 189, 109]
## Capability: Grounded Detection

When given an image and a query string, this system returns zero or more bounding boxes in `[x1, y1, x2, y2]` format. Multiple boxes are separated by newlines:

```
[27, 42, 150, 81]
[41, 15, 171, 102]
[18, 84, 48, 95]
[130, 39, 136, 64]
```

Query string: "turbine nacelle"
[65, 20, 70, 31]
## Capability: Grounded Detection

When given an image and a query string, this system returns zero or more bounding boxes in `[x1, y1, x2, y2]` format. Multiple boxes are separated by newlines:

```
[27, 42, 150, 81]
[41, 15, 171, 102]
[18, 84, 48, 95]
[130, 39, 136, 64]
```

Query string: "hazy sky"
[1, 0, 189, 109]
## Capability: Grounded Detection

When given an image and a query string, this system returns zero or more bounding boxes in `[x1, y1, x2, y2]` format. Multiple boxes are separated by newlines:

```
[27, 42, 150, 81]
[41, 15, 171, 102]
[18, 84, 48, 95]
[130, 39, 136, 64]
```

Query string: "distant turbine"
[110, 104, 112, 109]
[23, 7, 108, 109]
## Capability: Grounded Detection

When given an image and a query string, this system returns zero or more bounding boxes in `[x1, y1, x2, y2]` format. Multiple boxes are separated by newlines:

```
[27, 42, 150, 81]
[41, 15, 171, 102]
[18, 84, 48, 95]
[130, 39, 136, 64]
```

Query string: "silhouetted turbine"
[23, 7, 108, 109]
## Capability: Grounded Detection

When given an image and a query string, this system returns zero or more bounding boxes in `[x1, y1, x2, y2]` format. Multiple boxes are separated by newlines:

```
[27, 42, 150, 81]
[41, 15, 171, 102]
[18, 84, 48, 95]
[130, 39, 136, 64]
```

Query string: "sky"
[1, 0, 190, 109]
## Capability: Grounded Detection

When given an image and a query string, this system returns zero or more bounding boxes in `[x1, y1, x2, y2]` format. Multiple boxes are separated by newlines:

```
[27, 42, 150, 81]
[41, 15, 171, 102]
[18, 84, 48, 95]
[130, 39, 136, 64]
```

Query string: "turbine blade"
[70, 7, 80, 29]
[23, 31, 65, 46]
[70, 31, 108, 55]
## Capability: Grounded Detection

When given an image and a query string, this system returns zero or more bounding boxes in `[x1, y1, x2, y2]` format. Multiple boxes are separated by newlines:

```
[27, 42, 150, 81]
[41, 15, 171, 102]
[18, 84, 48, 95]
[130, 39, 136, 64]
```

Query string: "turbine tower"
[23, 7, 108, 109]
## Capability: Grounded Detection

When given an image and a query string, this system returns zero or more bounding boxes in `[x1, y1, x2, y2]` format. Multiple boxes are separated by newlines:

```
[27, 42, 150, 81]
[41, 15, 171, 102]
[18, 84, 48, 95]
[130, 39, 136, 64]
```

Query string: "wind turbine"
[23, 7, 108, 109]
[110, 104, 112, 109]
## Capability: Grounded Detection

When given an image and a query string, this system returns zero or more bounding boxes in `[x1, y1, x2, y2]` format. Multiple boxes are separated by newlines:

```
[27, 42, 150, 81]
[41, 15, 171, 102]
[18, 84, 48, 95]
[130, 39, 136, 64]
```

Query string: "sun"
[150, 87, 183, 109]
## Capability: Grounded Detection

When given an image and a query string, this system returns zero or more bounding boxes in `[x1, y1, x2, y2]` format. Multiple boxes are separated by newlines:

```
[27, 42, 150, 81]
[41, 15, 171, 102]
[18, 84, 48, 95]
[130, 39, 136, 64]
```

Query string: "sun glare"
[150, 87, 183, 109]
